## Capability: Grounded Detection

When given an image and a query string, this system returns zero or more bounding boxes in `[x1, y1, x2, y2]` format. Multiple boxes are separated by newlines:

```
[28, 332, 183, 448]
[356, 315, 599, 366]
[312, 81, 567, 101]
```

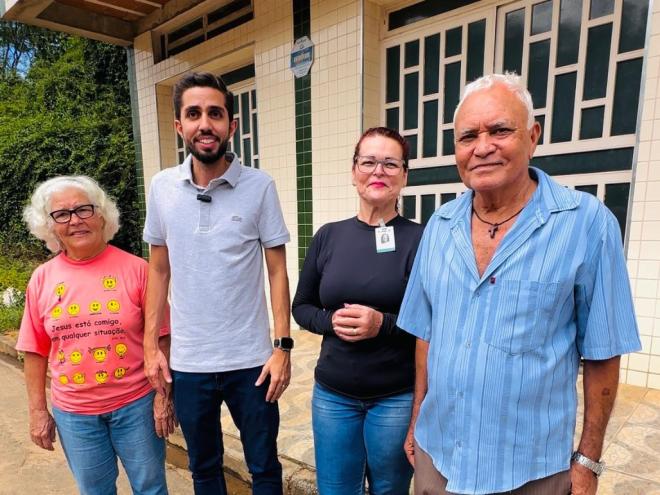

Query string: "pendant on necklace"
[488, 224, 498, 239]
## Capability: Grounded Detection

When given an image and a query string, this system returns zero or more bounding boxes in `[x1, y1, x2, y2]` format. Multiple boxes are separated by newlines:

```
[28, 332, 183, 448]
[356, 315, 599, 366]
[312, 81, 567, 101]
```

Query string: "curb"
[0, 333, 319, 495]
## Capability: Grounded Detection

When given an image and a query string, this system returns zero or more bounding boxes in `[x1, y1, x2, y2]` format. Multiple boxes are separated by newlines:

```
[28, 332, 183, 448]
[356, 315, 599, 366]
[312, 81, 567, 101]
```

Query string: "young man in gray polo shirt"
[142, 72, 292, 495]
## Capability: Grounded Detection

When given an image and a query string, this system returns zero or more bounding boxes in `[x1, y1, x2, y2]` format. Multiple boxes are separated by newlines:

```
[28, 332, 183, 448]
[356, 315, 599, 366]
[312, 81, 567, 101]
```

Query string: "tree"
[0, 26, 141, 258]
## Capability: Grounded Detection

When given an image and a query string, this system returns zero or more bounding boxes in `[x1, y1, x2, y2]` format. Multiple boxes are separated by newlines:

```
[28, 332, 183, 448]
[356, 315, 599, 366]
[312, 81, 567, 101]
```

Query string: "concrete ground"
[1, 331, 660, 494]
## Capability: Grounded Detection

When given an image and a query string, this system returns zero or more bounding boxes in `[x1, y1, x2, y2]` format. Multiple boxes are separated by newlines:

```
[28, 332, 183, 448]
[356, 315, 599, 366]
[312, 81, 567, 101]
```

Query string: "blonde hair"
[23, 176, 120, 253]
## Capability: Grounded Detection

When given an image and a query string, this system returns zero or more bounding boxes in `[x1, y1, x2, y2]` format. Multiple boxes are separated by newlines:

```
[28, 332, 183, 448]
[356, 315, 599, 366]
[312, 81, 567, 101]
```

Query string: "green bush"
[0, 254, 39, 333]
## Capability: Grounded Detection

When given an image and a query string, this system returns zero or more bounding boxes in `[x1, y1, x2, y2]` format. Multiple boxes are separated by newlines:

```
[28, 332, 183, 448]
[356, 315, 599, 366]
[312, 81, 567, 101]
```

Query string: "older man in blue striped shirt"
[398, 73, 641, 495]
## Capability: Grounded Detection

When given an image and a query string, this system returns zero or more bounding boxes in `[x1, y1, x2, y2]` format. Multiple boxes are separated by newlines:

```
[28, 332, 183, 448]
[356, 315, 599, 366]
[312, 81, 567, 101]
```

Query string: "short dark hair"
[353, 127, 410, 170]
[173, 72, 234, 121]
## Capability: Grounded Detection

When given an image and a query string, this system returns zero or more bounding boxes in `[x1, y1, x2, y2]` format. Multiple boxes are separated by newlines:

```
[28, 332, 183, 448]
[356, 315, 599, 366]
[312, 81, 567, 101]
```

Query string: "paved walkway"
[1, 331, 660, 494]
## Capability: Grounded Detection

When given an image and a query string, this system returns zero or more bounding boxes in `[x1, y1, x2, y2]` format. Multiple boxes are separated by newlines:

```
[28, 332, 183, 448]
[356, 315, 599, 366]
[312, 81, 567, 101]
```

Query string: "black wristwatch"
[273, 337, 294, 352]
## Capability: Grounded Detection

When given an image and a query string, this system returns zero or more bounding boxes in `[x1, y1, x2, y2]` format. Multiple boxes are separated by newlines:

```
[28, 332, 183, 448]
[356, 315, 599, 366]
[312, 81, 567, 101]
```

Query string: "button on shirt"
[397, 167, 641, 494]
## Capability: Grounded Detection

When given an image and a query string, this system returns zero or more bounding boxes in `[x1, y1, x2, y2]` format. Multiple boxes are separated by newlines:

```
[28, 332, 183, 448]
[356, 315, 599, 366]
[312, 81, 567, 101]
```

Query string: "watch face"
[280, 337, 294, 349]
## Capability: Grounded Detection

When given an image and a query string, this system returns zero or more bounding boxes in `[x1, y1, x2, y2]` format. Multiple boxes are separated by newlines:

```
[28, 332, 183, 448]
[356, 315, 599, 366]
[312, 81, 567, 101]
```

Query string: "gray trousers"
[413, 441, 572, 495]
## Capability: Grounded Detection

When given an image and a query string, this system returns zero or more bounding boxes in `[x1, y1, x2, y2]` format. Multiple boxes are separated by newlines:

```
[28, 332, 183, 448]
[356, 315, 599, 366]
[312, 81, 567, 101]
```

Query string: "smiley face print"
[114, 367, 129, 379]
[51, 306, 62, 319]
[115, 343, 127, 359]
[67, 303, 80, 316]
[70, 350, 83, 365]
[88, 300, 102, 314]
[72, 372, 85, 384]
[95, 370, 109, 384]
[106, 299, 120, 313]
[54, 283, 65, 299]
[89, 345, 111, 363]
[102, 276, 117, 290]
[57, 349, 65, 364]
[59, 375, 69, 385]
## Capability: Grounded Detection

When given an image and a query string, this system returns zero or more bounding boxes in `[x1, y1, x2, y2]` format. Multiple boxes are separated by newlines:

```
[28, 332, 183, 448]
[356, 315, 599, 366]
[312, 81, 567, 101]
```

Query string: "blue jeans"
[312, 382, 414, 495]
[172, 366, 282, 495]
[52, 391, 167, 495]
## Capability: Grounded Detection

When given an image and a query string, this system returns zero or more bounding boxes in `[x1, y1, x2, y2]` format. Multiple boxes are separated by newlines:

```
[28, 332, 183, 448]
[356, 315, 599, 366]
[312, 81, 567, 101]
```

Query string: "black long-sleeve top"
[292, 215, 423, 399]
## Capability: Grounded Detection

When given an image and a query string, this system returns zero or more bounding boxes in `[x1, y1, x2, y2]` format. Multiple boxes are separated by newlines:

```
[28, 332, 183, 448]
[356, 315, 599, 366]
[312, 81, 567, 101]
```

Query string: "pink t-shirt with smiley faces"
[17, 245, 169, 414]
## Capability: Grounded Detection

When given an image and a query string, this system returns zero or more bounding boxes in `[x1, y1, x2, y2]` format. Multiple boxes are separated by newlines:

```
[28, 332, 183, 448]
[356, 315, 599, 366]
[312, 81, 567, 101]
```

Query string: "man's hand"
[404, 424, 415, 467]
[153, 387, 177, 438]
[332, 304, 383, 342]
[570, 463, 598, 494]
[29, 408, 56, 451]
[256, 349, 291, 402]
[144, 349, 171, 396]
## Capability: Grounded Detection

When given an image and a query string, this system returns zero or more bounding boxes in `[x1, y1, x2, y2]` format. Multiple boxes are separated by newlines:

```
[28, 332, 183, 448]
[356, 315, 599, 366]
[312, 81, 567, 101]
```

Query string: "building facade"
[3, 0, 660, 388]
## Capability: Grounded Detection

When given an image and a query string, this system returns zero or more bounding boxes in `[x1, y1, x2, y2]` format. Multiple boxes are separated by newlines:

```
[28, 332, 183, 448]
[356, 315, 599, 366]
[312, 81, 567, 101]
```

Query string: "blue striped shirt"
[398, 167, 641, 494]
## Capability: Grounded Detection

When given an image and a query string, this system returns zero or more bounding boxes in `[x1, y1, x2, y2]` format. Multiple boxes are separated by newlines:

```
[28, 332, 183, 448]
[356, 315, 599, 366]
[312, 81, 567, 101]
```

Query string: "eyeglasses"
[355, 156, 405, 176]
[49, 204, 96, 224]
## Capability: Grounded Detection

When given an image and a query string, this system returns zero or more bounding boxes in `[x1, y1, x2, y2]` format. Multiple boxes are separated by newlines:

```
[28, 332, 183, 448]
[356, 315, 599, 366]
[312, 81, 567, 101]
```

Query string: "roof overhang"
[1, 0, 208, 46]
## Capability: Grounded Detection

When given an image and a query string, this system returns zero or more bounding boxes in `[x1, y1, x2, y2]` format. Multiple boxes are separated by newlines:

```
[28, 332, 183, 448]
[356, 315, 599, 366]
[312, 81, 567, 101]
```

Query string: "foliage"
[0, 254, 36, 334]
[0, 25, 142, 258]
[0, 21, 66, 77]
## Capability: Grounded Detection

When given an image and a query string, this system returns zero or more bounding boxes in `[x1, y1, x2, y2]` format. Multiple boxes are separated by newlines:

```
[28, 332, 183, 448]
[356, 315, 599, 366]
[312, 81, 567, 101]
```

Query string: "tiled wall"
[625, 1, 660, 389]
[309, 0, 362, 230]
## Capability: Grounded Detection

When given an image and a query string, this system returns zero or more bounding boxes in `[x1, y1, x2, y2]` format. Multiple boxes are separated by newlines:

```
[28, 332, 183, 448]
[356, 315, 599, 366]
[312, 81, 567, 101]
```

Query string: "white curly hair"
[23, 176, 120, 253]
[453, 72, 535, 129]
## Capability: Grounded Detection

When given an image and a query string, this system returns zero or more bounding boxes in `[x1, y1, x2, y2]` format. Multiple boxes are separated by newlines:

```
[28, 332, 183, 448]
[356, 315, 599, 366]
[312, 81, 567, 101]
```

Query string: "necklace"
[472, 205, 526, 239]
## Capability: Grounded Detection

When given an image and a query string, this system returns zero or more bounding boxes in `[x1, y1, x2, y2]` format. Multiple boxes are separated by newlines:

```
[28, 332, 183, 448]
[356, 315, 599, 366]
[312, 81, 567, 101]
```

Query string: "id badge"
[375, 226, 395, 253]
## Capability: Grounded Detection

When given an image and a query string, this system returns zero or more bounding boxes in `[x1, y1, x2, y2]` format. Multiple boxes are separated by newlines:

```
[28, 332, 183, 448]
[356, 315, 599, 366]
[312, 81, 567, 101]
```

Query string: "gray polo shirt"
[143, 153, 290, 372]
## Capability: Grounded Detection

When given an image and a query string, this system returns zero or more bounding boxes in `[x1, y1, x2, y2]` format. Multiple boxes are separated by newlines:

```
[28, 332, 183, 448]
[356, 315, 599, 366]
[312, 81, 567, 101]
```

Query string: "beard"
[188, 133, 230, 165]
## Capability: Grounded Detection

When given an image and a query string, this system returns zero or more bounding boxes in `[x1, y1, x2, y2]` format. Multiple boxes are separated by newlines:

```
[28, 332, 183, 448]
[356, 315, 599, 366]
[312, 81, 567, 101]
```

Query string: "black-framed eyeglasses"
[355, 155, 405, 176]
[49, 204, 96, 224]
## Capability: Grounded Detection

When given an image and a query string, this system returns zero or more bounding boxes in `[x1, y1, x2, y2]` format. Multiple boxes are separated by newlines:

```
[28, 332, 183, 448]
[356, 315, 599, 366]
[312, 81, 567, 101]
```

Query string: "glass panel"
[536, 115, 545, 144]
[604, 182, 630, 240]
[467, 20, 486, 82]
[386, 107, 399, 130]
[402, 195, 416, 220]
[421, 194, 436, 225]
[503, 8, 525, 74]
[251, 89, 257, 109]
[531, 1, 553, 35]
[619, 0, 648, 53]
[168, 18, 203, 43]
[405, 40, 420, 68]
[176, 133, 183, 148]
[386, 46, 401, 103]
[233, 118, 241, 157]
[442, 129, 455, 156]
[424, 34, 440, 95]
[611, 58, 643, 135]
[551, 72, 577, 143]
[252, 113, 259, 154]
[556, 0, 582, 67]
[254, 158, 259, 169]
[406, 135, 418, 159]
[423, 100, 438, 157]
[528, 40, 550, 109]
[575, 184, 597, 196]
[445, 26, 462, 57]
[244, 138, 252, 167]
[580, 106, 605, 139]
[441, 192, 457, 204]
[233, 95, 239, 118]
[404, 72, 419, 130]
[583, 23, 612, 100]
[178, 151, 186, 164]
[590, 0, 614, 19]
[241, 93, 250, 134]
[443, 62, 461, 124]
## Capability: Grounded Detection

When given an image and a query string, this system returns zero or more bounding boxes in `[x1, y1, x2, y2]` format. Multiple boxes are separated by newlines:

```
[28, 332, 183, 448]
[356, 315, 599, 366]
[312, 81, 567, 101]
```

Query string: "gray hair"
[23, 176, 120, 253]
[453, 72, 535, 129]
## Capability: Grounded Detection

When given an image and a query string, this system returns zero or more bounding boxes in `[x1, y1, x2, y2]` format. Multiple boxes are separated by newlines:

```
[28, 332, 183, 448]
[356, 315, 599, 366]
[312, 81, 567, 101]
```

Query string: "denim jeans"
[172, 366, 282, 495]
[312, 382, 414, 495]
[52, 391, 167, 495]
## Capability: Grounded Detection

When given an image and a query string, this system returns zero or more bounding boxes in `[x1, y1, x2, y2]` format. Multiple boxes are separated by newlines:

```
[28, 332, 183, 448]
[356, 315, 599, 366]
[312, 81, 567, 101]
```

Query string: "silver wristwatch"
[571, 451, 605, 477]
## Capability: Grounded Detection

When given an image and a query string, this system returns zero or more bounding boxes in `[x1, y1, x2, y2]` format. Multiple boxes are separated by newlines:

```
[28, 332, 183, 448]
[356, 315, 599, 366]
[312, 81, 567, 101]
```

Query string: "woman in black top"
[293, 127, 423, 495]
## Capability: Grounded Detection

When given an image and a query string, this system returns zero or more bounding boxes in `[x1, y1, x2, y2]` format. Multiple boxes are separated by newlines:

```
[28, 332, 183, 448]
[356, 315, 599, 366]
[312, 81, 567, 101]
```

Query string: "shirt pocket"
[482, 280, 560, 355]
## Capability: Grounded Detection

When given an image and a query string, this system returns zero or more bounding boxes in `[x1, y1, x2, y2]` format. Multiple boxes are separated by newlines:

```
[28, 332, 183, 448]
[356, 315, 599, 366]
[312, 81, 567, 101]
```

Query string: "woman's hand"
[153, 388, 177, 438]
[29, 408, 56, 451]
[332, 304, 383, 342]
